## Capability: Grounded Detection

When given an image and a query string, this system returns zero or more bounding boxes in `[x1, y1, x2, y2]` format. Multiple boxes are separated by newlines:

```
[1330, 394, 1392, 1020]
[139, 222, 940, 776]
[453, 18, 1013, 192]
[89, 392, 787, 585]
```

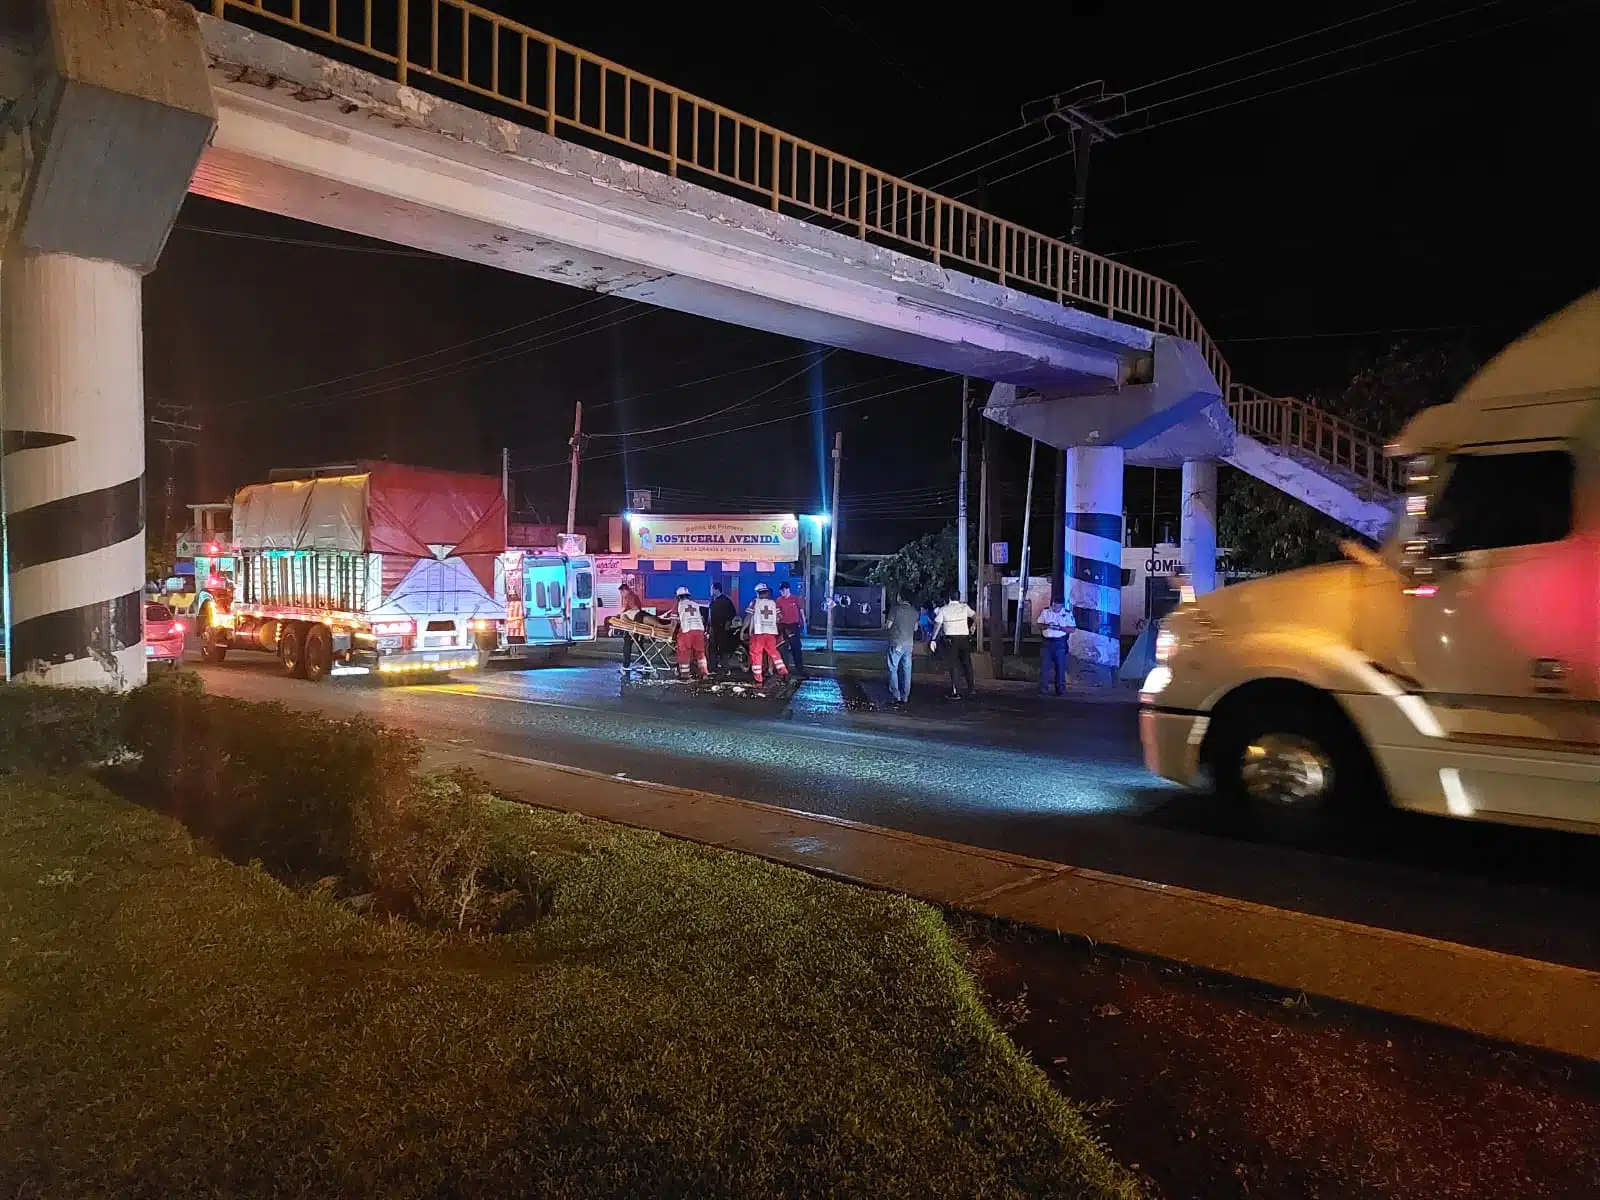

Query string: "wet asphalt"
[195, 656, 1600, 971]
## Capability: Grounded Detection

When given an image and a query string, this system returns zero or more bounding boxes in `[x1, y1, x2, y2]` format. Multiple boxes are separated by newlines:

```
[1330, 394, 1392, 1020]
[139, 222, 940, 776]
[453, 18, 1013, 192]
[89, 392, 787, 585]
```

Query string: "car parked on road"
[144, 602, 186, 671]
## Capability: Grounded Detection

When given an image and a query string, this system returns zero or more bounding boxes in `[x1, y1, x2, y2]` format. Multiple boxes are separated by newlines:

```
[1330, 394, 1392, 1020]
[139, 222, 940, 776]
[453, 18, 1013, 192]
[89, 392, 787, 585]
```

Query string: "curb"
[424, 738, 1600, 1065]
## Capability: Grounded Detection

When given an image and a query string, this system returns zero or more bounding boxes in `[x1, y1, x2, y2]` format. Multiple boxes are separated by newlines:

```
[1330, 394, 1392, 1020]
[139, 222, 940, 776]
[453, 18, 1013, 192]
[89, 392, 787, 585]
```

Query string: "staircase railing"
[199, 0, 1400, 499]
[1227, 385, 1401, 494]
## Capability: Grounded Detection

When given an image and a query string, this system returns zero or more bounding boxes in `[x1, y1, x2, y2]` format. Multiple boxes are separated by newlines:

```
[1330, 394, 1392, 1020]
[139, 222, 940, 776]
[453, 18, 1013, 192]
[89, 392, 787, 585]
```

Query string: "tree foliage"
[1224, 340, 1481, 573]
[868, 526, 970, 605]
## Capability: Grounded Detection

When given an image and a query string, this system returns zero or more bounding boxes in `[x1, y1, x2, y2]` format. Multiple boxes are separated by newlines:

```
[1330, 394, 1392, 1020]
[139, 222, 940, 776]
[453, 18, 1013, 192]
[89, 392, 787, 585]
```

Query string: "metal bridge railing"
[1227, 385, 1401, 494]
[201, 0, 1397, 497]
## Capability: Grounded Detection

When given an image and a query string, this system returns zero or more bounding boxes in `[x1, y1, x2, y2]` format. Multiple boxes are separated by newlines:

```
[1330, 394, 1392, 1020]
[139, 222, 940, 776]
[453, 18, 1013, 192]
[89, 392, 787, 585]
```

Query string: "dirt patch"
[966, 922, 1600, 1199]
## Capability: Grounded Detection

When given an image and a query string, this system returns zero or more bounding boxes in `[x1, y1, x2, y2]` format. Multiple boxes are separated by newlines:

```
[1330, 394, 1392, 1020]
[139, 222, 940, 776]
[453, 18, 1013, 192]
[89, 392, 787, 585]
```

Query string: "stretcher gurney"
[609, 614, 679, 678]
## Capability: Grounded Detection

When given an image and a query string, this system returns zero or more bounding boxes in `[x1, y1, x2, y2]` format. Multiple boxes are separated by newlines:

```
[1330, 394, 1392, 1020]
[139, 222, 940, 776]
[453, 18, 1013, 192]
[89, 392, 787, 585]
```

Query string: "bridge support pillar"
[0, 0, 215, 687]
[2, 253, 148, 685]
[1180, 459, 1219, 596]
[1064, 445, 1124, 684]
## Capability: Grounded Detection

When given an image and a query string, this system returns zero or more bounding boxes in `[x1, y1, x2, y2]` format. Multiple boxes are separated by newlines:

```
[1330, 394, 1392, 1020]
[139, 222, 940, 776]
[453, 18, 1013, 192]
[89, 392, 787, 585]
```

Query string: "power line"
[1133, 2, 1587, 136]
[212, 294, 620, 410]
[583, 349, 817, 412]
[1118, 0, 1506, 124]
[587, 351, 837, 439]
[218, 305, 655, 421]
[1120, 0, 1427, 98]
[175, 222, 444, 259]
[511, 377, 938, 473]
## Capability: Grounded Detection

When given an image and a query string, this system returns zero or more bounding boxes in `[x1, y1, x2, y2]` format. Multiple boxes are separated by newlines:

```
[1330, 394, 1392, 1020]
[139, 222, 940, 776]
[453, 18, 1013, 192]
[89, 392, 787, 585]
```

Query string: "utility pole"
[1023, 84, 1122, 608]
[824, 430, 842, 653]
[501, 447, 511, 542]
[565, 401, 583, 535]
[983, 418, 1004, 668]
[1013, 437, 1037, 656]
[956, 378, 970, 603]
[148, 402, 200, 563]
[975, 415, 989, 651]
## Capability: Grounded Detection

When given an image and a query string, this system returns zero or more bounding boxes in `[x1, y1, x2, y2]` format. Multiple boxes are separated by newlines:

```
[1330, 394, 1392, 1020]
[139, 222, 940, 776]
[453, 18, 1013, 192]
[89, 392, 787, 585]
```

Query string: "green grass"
[0, 774, 1135, 1199]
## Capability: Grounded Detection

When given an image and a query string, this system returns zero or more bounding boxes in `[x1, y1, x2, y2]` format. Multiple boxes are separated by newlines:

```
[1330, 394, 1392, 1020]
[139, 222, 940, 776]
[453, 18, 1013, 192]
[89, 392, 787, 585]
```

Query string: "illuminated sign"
[630, 516, 800, 562]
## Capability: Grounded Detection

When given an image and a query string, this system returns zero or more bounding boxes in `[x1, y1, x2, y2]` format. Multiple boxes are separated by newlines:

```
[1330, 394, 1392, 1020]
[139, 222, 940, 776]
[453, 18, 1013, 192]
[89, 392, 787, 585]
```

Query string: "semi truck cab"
[1141, 289, 1600, 835]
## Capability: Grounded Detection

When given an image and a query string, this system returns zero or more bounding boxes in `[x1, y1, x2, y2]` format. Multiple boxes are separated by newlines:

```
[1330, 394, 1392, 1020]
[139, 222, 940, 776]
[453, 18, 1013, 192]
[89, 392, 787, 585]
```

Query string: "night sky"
[143, 0, 1598, 554]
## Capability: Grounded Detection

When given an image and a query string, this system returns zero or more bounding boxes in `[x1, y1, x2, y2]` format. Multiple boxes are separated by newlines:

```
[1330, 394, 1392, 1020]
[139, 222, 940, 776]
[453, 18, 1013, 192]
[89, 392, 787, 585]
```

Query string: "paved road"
[195, 657, 1600, 971]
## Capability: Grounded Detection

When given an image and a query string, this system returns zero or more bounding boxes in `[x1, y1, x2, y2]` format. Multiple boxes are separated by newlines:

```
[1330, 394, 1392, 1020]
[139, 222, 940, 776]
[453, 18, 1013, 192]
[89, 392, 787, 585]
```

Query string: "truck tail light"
[374, 620, 414, 636]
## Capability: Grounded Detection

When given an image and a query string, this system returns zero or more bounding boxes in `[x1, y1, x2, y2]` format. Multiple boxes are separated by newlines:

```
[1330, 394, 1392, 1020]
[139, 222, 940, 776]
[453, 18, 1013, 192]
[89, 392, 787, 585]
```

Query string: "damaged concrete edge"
[191, 13, 1153, 355]
[429, 738, 1600, 1063]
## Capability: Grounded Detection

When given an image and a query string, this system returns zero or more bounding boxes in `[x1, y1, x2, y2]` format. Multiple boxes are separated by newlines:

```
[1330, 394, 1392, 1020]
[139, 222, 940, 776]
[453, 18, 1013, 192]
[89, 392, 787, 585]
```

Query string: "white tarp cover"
[233, 474, 369, 551]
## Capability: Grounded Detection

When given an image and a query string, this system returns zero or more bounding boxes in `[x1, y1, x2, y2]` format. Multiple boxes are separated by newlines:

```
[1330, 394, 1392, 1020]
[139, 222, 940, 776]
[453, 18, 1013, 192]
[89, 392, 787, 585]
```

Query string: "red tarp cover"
[365, 463, 506, 593]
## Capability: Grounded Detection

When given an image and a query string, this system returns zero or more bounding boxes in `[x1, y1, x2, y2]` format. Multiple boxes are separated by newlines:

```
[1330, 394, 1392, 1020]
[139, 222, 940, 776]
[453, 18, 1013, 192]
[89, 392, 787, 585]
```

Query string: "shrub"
[122, 677, 420, 878]
[0, 682, 127, 774]
[360, 768, 546, 934]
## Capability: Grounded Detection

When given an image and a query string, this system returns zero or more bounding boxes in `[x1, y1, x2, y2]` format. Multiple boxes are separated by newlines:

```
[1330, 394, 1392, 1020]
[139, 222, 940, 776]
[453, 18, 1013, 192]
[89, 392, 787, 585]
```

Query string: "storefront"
[593, 513, 824, 626]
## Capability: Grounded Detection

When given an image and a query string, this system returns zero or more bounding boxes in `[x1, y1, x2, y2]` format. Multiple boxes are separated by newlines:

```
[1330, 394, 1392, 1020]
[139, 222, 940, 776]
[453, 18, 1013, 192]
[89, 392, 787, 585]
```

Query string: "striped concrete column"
[1064, 445, 1124, 682]
[1, 251, 146, 687]
[1181, 458, 1219, 595]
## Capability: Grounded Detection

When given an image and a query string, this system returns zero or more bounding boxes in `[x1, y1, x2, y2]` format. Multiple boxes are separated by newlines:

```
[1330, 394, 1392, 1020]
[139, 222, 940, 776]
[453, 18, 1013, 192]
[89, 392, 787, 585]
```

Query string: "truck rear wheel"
[1207, 693, 1383, 833]
[279, 622, 307, 680]
[303, 624, 333, 683]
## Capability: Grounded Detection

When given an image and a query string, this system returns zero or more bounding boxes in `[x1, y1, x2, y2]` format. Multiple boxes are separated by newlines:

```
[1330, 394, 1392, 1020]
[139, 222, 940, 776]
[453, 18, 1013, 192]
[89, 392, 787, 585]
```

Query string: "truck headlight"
[1155, 628, 1179, 664]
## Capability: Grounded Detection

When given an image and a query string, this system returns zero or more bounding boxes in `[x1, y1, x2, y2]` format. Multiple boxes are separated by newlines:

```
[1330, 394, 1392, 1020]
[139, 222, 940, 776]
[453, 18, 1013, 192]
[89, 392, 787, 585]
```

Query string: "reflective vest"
[748, 598, 780, 635]
[676, 598, 705, 632]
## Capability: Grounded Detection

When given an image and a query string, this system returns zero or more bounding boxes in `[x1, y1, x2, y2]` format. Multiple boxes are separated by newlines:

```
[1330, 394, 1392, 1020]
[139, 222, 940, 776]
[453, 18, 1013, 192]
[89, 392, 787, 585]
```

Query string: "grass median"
[0, 768, 1135, 1198]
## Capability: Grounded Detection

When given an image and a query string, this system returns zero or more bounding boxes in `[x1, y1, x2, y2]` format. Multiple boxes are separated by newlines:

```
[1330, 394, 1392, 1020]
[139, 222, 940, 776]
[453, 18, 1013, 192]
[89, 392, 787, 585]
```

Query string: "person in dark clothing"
[708, 582, 738, 674]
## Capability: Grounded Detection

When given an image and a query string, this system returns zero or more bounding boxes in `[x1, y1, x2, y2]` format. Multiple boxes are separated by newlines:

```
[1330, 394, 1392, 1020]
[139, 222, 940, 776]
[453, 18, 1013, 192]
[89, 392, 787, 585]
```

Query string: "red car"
[144, 601, 186, 670]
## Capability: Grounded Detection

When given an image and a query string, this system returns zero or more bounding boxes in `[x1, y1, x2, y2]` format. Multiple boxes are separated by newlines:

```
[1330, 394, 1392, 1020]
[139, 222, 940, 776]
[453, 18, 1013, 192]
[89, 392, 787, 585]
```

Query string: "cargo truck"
[1140, 290, 1600, 835]
[200, 463, 505, 681]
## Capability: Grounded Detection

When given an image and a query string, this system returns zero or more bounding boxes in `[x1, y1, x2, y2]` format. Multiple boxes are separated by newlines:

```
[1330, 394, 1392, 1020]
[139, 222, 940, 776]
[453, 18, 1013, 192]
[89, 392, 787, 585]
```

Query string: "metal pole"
[825, 430, 842, 653]
[975, 416, 988, 650]
[501, 446, 510, 542]
[1013, 437, 1036, 655]
[956, 377, 969, 603]
[1068, 125, 1094, 248]
[565, 401, 582, 535]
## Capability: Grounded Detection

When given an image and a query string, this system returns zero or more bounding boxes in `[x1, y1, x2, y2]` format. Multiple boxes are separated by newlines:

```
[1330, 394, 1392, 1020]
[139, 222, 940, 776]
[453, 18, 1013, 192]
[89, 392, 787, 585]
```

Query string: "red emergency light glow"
[206, 543, 219, 554]
[373, 620, 414, 636]
[1404, 584, 1438, 598]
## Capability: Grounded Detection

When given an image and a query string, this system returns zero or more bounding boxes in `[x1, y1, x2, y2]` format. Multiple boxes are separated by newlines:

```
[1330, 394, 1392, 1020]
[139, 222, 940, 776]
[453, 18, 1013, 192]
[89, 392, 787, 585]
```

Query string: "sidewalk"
[422, 736, 1600, 1064]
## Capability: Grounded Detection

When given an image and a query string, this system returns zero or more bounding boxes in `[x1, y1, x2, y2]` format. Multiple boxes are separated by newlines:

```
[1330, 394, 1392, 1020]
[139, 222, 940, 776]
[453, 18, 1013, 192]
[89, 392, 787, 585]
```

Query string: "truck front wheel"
[303, 624, 333, 683]
[1206, 693, 1383, 832]
[279, 622, 308, 680]
[200, 627, 228, 664]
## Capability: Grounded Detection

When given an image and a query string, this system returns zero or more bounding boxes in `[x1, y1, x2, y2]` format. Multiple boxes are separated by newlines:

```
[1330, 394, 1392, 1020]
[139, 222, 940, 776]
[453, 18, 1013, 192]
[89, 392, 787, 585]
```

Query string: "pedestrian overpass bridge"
[0, 0, 1399, 687]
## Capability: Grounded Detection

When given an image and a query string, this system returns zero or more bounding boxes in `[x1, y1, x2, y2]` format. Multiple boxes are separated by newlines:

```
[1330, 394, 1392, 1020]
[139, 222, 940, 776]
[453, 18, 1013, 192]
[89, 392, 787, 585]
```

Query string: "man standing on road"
[618, 578, 644, 676]
[931, 588, 976, 700]
[775, 581, 806, 676]
[743, 583, 790, 687]
[884, 590, 918, 706]
[1037, 596, 1074, 697]
[708, 582, 737, 674]
[673, 586, 710, 680]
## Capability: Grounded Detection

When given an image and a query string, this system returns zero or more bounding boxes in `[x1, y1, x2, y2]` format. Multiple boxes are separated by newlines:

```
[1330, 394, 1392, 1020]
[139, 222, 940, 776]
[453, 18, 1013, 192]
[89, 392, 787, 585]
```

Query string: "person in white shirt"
[1036, 597, 1075, 696]
[742, 583, 790, 686]
[673, 586, 709, 679]
[931, 588, 977, 699]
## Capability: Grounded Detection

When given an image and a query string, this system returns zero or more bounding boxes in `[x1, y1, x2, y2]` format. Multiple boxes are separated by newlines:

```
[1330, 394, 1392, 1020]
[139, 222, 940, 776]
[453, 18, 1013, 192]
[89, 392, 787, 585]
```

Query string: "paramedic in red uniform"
[673, 586, 710, 679]
[775, 581, 806, 675]
[743, 583, 790, 686]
